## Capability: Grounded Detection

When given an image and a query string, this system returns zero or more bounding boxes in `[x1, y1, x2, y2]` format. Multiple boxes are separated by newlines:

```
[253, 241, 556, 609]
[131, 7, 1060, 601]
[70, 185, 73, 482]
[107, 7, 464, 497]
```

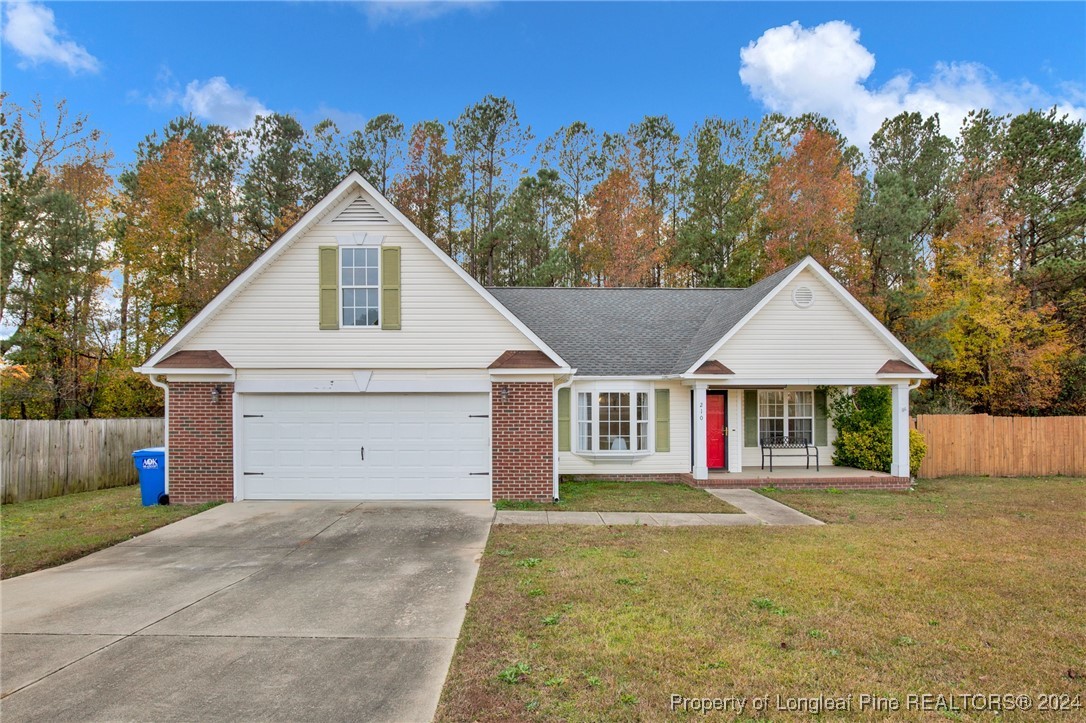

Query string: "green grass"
[1, 485, 219, 579]
[438, 477, 1086, 722]
[494, 479, 741, 514]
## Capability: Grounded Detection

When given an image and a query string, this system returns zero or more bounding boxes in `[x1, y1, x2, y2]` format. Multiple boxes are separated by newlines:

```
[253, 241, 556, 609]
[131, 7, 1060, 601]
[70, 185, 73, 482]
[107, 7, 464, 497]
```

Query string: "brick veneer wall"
[693, 476, 912, 491]
[561, 474, 696, 485]
[492, 381, 553, 501]
[563, 473, 909, 491]
[168, 381, 234, 504]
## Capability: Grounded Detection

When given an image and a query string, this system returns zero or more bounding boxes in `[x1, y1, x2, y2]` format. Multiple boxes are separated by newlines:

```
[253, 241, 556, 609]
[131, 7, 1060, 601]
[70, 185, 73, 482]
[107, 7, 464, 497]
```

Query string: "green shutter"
[557, 388, 571, 452]
[381, 246, 401, 330]
[655, 389, 670, 452]
[814, 389, 828, 446]
[744, 390, 758, 447]
[318, 246, 339, 330]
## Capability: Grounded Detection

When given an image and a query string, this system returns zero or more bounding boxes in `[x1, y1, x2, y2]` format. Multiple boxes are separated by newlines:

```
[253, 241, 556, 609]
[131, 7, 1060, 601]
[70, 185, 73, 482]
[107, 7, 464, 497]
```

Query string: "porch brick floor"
[494, 490, 822, 527]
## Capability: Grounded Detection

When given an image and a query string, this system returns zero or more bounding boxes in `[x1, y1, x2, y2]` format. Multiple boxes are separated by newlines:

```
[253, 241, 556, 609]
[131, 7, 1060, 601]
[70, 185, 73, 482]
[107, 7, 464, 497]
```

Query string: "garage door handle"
[360, 446, 364, 461]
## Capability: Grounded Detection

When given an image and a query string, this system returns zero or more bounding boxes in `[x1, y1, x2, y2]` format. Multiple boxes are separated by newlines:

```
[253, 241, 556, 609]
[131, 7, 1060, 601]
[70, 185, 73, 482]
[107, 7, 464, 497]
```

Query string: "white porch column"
[890, 383, 910, 478]
[727, 391, 742, 473]
[693, 383, 708, 480]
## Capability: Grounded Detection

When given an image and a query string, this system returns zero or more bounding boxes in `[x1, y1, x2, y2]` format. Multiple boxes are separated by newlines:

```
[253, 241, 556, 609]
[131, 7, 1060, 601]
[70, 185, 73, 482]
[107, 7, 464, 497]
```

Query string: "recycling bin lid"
[132, 447, 166, 455]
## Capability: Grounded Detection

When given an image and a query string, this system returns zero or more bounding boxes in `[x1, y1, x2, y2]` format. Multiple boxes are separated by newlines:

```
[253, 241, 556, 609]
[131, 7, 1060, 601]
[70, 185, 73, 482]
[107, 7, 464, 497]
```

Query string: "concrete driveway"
[1, 500, 493, 722]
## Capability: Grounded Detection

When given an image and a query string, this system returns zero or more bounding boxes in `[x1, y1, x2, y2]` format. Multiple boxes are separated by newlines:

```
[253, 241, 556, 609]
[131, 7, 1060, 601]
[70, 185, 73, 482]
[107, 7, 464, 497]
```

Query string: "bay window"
[575, 387, 651, 454]
[758, 390, 814, 444]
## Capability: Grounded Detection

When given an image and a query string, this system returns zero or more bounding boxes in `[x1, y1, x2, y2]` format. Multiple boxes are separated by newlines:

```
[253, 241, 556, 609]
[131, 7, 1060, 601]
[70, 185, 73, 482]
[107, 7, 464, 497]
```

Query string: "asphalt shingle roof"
[489, 261, 803, 376]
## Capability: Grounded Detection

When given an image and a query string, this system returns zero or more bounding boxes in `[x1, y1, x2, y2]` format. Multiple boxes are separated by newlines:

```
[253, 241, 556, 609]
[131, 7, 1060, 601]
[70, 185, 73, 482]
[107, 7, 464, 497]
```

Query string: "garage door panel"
[240, 393, 492, 500]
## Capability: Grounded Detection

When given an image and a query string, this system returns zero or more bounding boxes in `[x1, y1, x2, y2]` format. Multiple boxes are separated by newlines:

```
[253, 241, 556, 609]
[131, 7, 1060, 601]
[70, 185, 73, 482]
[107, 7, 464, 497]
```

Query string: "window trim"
[572, 382, 654, 458]
[757, 389, 815, 445]
[339, 246, 381, 329]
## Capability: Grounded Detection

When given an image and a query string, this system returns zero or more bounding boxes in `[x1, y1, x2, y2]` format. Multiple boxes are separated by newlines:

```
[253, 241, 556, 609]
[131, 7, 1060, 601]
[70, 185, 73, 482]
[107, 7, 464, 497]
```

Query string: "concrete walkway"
[708, 489, 823, 526]
[494, 489, 823, 527]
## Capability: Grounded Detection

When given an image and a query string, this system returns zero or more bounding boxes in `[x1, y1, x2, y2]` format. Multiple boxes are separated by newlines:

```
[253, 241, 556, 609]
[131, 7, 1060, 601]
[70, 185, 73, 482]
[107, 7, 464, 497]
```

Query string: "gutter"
[552, 370, 577, 502]
[146, 374, 170, 495]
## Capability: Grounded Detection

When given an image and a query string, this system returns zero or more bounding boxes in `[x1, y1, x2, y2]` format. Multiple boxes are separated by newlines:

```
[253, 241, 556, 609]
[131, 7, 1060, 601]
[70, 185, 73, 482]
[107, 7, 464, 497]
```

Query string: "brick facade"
[168, 381, 234, 504]
[561, 473, 696, 485]
[491, 381, 553, 501]
[693, 476, 912, 491]
[563, 473, 910, 491]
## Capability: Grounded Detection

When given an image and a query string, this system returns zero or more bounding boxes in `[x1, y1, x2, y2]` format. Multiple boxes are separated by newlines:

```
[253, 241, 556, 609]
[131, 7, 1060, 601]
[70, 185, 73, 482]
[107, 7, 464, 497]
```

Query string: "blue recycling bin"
[132, 447, 166, 506]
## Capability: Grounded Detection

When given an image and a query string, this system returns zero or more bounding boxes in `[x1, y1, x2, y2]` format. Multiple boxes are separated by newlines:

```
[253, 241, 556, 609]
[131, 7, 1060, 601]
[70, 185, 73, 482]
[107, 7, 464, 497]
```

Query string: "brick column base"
[491, 381, 553, 501]
[168, 381, 234, 504]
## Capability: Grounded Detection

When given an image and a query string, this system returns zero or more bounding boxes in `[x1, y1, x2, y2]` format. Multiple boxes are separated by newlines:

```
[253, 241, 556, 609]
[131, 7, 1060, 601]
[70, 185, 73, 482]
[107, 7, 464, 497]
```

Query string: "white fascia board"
[235, 378, 360, 394]
[488, 367, 573, 376]
[346, 173, 570, 371]
[877, 372, 938, 380]
[685, 260, 811, 374]
[142, 174, 366, 369]
[569, 375, 671, 381]
[684, 256, 935, 379]
[800, 257, 934, 376]
[134, 367, 236, 380]
[683, 377, 924, 387]
[368, 379, 493, 393]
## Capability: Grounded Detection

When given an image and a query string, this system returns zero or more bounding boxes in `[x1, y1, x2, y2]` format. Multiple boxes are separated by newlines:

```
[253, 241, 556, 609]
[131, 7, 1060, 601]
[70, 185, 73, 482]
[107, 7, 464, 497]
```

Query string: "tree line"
[2, 92, 1084, 419]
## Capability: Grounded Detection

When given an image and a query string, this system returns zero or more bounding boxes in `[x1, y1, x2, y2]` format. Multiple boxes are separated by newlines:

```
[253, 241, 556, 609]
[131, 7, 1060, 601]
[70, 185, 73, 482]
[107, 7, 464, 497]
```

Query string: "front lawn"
[1, 485, 218, 579]
[495, 479, 741, 514]
[439, 477, 1085, 721]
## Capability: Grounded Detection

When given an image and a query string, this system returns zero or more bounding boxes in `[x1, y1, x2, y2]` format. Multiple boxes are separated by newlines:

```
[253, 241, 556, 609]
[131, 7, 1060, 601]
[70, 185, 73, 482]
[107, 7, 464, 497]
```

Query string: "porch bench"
[760, 436, 820, 472]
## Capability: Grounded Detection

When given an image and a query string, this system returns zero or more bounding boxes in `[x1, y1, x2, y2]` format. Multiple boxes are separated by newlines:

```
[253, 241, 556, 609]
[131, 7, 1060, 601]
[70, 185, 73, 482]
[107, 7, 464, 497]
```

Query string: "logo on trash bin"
[142, 458, 159, 470]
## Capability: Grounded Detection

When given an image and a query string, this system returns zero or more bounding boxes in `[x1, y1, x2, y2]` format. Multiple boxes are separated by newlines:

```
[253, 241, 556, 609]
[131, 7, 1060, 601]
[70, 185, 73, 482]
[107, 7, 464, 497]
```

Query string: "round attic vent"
[792, 286, 815, 308]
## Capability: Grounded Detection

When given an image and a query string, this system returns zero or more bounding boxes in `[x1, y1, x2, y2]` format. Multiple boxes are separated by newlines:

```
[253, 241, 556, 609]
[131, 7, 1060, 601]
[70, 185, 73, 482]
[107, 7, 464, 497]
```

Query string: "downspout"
[147, 374, 169, 494]
[553, 372, 576, 502]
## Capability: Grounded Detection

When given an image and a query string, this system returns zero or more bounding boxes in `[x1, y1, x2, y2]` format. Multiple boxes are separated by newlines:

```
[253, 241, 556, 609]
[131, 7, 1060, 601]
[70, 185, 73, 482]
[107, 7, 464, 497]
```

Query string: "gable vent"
[792, 286, 815, 308]
[331, 196, 389, 224]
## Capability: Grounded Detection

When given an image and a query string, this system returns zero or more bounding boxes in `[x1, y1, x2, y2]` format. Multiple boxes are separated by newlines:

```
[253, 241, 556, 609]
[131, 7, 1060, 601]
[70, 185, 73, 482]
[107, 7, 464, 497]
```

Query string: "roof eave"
[133, 366, 237, 379]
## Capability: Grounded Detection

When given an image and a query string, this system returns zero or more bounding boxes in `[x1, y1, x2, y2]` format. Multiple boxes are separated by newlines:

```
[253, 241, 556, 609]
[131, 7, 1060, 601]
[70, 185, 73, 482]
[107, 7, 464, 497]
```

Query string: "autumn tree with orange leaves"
[392, 120, 462, 258]
[762, 127, 870, 302]
[571, 153, 657, 286]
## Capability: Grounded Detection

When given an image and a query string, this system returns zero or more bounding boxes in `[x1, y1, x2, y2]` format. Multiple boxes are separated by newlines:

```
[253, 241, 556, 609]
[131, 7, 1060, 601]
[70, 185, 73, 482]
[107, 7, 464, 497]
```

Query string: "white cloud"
[739, 20, 1086, 146]
[360, 0, 490, 27]
[181, 77, 270, 130]
[126, 66, 181, 110]
[2, 1, 100, 73]
[312, 103, 368, 133]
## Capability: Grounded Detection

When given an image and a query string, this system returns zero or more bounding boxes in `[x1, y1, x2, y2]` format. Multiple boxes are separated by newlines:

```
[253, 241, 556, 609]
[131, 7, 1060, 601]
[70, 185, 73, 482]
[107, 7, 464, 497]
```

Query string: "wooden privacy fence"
[911, 414, 1086, 478]
[1, 418, 164, 504]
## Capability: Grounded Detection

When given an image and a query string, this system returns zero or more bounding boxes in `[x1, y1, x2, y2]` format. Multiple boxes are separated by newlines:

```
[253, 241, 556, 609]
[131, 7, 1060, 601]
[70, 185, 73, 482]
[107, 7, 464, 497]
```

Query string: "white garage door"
[239, 393, 491, 500]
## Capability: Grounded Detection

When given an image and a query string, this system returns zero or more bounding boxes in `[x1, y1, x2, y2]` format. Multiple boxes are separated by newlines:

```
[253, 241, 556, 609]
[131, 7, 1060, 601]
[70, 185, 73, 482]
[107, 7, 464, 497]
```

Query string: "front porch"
[695, 465, 912, 491]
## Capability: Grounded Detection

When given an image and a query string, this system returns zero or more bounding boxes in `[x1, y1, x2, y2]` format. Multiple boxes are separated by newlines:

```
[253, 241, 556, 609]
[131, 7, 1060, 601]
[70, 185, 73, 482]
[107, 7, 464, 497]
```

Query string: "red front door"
[706, 393, 726, 469]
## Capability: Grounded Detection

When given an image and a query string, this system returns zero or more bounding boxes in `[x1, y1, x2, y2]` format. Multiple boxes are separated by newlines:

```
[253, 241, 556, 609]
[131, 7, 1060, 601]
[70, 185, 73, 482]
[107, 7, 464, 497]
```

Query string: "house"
[136, 172, 935, 504]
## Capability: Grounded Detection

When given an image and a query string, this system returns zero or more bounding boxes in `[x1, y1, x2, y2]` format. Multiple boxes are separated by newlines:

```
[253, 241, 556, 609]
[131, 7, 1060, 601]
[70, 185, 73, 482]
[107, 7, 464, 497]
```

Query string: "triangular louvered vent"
[332, 196, 389, 224]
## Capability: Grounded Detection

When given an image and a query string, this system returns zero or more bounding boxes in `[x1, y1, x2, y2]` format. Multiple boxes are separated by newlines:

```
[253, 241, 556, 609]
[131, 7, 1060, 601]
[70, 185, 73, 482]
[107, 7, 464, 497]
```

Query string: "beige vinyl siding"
[710, 269, 899, 380]
[182, 193, 538, 368]
[558, 381, 691, 476]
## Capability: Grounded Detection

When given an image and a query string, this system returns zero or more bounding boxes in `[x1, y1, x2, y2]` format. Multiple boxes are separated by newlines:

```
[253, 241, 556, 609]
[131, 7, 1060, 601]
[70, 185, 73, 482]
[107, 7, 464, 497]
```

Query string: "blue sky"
[2, 1, 1084, 167]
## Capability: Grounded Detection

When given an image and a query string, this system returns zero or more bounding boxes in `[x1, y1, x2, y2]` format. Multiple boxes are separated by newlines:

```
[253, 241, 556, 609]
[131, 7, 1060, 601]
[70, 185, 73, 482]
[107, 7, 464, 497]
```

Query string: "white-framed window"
[341, 247, 380, 327]
[758, 390, 814, 444]
[578, 392, 593, 451]
[575, 386, 651, 454]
